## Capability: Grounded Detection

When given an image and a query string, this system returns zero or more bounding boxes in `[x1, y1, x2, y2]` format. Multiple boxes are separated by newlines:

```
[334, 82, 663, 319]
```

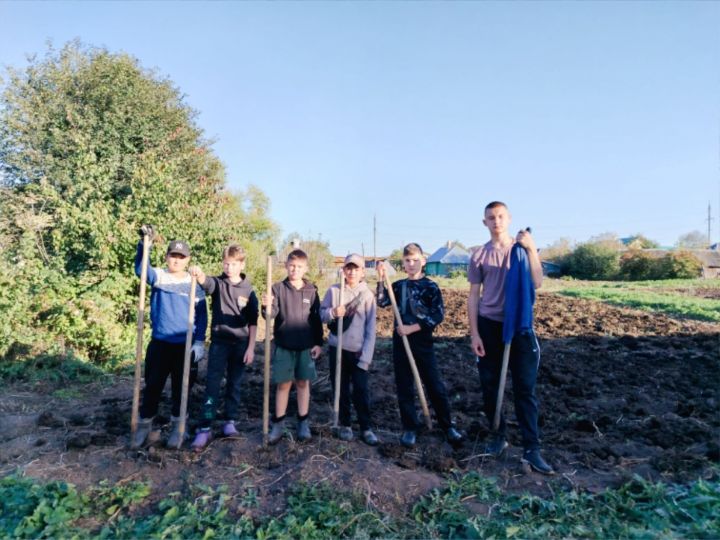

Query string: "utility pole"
[707, 203, 714, 246]
[373, 214, 377, 261]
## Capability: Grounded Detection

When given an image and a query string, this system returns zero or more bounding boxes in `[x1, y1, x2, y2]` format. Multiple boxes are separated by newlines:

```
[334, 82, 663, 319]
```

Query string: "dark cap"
[343, 253, 364, 268]
[167, 240, 191, 257]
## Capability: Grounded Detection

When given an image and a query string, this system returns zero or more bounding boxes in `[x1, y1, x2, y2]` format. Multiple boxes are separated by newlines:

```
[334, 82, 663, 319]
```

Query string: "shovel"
[130, 233, 150, 442]
[263, 255, 273, 447]
[332, 273, 346, 432]
[175, 274, 198, 449]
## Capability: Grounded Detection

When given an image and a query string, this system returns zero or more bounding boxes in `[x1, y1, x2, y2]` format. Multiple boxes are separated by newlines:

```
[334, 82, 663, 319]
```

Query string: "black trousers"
[476, 316, 541, 451]
[140, 339, 197, 419]
[392, 332, 453, 431]
[328, 347, 371, 431]
[200, 340, 248, 427]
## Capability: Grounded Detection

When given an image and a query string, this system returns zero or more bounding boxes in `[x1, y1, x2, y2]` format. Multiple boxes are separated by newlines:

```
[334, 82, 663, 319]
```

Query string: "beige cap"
[343, 253, 364, 268]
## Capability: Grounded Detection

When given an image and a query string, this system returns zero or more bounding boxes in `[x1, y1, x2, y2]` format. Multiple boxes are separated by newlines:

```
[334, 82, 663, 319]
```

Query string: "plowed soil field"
[1, 290, 717, 515]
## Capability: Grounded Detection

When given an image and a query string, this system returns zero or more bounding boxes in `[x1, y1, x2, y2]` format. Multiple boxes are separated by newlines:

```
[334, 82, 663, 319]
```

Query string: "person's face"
[166, 253, 190, 273]
[286, 258, 308, 281]
[343, 263, 364, 287]
[402, 252, 425, 276]
[223, 257, 245, 279]
[483, 206, 511, 235]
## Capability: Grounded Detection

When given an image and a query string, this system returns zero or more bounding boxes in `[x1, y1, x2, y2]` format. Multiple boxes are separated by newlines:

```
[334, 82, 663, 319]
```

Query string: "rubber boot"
[297, 418, 311, 442]
[130, 417, 153, 449]
[268, 417, 285, 445]
[166, 416, 187, 449]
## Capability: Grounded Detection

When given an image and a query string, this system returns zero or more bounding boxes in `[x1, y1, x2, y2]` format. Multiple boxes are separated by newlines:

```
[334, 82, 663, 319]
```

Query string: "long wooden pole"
[263, 256, 273, 446]
[332, 273, 345, 429]
[176, 275, 198, 449]
[383, 273, 432, 430]
[493, 344, 512, 431]
[131, 235, 150, 440]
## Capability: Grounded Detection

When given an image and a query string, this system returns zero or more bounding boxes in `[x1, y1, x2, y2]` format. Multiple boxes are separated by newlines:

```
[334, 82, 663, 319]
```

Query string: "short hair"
[287, 249, 308, 262]
[403, 243, 423, 257]
[222, 244, 246, 262]
[485, 201, 508, 212]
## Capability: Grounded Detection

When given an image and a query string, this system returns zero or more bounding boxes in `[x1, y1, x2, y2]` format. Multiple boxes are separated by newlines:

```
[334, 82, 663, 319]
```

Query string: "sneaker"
[361, 429, 379, 446]
[166, 416, 187, 449]
[222, 421, 240, 438]
[191, 429, 213, 452]
[268, 419, 285, 445]
[338, 426, 354, 442]
[522, 449, 555, 475]
[446, 426, 464, 445]
[297, 418, 312, 442]
[130, 417, 153, 449]
[484, 435, 509, 458]
[400, 430, 416, 448]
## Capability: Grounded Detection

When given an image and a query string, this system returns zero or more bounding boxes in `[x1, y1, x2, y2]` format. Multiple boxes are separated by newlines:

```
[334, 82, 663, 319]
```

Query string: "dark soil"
[1, 291, 718, 515]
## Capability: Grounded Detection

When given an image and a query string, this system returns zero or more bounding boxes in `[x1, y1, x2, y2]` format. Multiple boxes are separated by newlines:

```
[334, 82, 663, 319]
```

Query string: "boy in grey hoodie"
[321, 254, 378, 445]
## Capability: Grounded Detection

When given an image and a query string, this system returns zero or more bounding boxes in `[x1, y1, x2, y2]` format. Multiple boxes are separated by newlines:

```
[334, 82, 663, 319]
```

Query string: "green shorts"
[272, 346, 317, 384]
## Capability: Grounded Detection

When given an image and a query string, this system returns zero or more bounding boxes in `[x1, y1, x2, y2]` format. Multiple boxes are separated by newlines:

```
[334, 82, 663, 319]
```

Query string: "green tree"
[0, 42, 277, 363]
[625, 234, 660, 249]
[278, 233, 334, 284]
[563, 242, 620, 280]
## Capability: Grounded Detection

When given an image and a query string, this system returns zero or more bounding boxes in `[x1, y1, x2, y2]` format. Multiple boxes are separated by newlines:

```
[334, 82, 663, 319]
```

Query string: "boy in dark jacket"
[188, 244, 258, 451]
[376, 243, 463, 448]
[262, 249, 323, 444]
[131, 226, 207, 449]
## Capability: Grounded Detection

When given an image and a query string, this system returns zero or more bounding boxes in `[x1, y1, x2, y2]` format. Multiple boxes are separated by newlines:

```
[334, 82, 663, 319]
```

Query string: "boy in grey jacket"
[321, 254, 378, 445]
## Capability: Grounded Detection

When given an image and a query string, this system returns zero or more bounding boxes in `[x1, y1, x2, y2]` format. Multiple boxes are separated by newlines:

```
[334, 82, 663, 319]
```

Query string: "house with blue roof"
[425, 242, 470, 276]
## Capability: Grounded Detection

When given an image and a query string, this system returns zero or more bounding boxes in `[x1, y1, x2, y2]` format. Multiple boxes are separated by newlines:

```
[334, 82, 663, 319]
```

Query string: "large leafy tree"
[0, 42, 277, 363]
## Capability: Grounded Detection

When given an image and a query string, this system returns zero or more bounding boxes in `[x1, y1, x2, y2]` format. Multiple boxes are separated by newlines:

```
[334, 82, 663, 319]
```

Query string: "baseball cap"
[167, 240, 191, 257]
[343, 253, 364, 268]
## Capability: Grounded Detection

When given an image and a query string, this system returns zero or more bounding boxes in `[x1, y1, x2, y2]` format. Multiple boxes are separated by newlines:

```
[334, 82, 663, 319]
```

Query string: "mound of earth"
[1, 291, 717, 515]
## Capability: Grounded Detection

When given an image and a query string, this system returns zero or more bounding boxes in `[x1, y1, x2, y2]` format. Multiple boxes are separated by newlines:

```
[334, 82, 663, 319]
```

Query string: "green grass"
[2, 471, 718, 539]
[546, 278, 720, 322]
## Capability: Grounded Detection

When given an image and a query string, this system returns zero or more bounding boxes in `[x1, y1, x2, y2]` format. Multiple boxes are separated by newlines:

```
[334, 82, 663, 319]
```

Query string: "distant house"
[425, 242, 470, 276]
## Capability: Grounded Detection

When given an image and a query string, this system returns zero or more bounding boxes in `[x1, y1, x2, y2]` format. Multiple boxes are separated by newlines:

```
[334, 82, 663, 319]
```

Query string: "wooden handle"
[493, 344, 511, 431]
[131, 236, 150, 438]
[332, 273, 345, 428]
[263, 255, 273, 446]
[383, 273, 432, 430]
[176, 274, 198, 448]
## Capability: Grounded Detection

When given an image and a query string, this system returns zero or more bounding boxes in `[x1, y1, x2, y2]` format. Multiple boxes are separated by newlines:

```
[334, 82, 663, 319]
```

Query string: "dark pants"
[476, 316, 541, 451]
[392, 332, 453, 431]
[200, 340, 248, 427]
[328, 347, 371, 431]
[140, 339, 197, 419]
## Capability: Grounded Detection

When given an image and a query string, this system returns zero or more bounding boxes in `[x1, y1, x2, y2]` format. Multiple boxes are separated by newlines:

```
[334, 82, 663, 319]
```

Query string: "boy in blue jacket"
[131, 226, 207, 449]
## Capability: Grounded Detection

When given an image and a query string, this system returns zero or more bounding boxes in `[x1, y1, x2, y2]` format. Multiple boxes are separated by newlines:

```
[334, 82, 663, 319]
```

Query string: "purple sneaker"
[222, 421, 240, 438]
[191, 429, 213, 452]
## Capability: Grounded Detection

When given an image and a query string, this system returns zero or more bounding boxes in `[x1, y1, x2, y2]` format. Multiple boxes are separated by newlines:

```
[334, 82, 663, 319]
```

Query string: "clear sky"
[2, 1, 719, 255]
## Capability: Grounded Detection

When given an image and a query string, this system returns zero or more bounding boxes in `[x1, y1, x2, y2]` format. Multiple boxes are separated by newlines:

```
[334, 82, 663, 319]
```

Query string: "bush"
[658, 251, 704, 279]
[563, 242, 620, 280]
[620, 251, 704, 281]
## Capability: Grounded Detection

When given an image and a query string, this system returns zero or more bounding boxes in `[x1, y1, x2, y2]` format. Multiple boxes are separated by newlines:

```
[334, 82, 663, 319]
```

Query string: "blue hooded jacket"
[502, 244, 535, 345]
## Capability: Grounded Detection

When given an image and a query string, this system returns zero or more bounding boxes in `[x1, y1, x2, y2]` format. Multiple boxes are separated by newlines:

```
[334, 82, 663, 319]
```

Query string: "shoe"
[522, 449, 555, 475]
[400, 430, 416, 448]
[166, 416, 188, 448]
[446, 426, 464, 445]
[222, 421, 240, 438]
[361, 429, 379, 446]
[484, 434, 509, 458]
[297, 418, 312, 442]
[191, 428, 213, 452]
[337, 426, 354, 441]
[268, 418, 285, 445]
[130, 417, 153, 449]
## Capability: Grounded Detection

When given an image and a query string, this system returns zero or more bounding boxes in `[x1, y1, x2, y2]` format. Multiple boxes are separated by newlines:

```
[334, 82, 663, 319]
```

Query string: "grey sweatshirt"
[320, 281, 376, 370]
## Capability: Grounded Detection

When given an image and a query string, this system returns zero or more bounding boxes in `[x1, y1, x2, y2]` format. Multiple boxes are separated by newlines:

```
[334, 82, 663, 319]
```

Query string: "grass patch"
[0, 352, 111, 385]
[2, 471, 718, 539]
[546, 278, 720, 322]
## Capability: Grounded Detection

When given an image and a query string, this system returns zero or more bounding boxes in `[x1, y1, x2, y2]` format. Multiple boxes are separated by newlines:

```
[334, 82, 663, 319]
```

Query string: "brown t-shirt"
[468, 240, 515, 322]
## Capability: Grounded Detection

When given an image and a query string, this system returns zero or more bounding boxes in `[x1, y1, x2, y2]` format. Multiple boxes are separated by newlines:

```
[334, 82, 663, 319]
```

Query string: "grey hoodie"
[320, 281, 376, 370]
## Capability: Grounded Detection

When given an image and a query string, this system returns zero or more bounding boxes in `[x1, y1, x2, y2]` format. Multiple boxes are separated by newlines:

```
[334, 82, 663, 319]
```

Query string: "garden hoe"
[175, 274, 198, 449]
[332, 273, 346, 435]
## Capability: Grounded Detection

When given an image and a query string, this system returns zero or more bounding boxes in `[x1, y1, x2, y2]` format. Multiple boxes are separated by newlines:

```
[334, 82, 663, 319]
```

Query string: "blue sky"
[2, 1, 719, 255]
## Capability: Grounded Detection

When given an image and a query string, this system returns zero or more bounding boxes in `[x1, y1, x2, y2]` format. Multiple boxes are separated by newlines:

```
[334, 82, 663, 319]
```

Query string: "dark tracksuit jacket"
[377, 277, 455, 430]
[199, 274, 259, 425]
[262, 278, 323, 351]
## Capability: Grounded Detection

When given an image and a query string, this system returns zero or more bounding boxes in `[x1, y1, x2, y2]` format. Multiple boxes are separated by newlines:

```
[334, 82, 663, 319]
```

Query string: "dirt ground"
[1, 291, 718, 517]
